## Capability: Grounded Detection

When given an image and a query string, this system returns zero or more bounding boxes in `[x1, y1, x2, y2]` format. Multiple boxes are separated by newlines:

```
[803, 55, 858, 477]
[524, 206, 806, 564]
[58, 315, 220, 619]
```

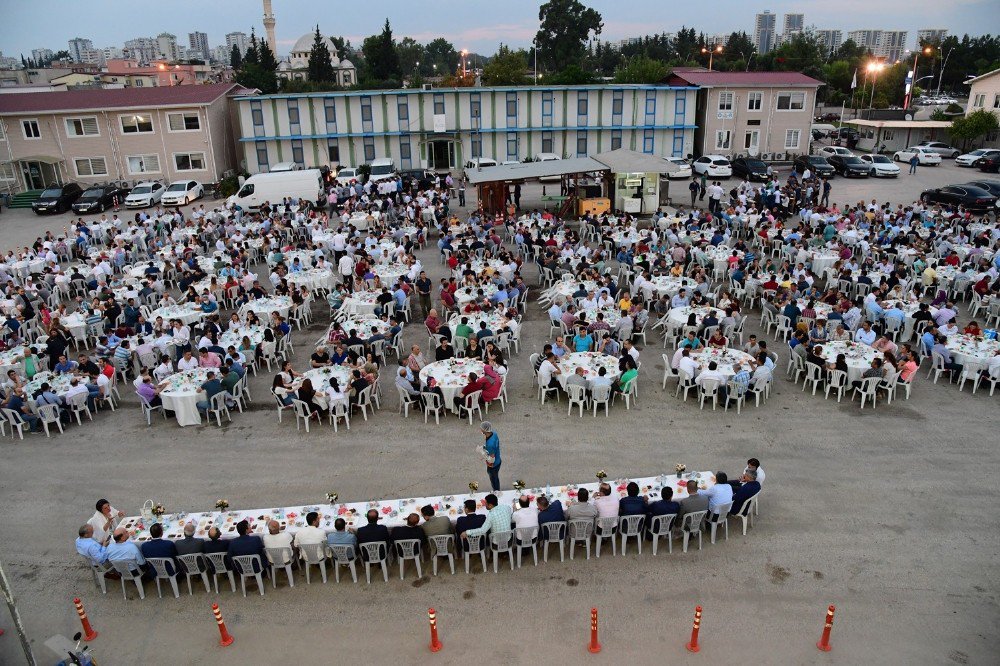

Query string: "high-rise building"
[706, 34, 729, 48]
[79, 48, 106, 66]
[917, 29, 948, 45]
[124, 37, 158, 63]
[31, 48, 54, 64]
[753, 11, 777, 54]
[226, 32, 250, 57]
[847, 29, 881, 52]
[815, 30, 843, 56]
[783, 14, 805, 35]
[156, 33, 179, 61]
[67, 37, 95, 63]
[212, 45, 232, 64]
[188, 32, 211, 61]
[877, 30, 908, 62]
[102, 46, 122, 61]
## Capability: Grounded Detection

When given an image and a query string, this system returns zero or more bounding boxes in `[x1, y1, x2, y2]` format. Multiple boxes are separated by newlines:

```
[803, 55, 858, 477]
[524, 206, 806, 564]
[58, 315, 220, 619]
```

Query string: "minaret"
[262, 0, 277, 53]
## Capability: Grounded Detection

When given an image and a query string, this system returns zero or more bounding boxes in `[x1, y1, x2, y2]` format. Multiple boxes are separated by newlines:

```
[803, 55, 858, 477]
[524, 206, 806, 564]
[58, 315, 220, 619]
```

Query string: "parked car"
[963, 180, 1000, 201]
[916, 141, 961, 158]
[464, 157, 497, 171]
[399, 169, 433, 191]
[858, 154, 900, 178]
[160, 180, 204, 206]
[335, 167, 360, 186]
[730, 157, 769, 181]
[975, 153, 1000, 173]
[367, 157, 397, 183]
[956, 149, 1000, 167]
[124, 181, 165, 208]
[662, 156, 692, 179]
[691, 155, 732, 177]
[32, 182, 83, 214]
[817, 145, 854, 159]
[827, 155, 871, 178]
[793, 155, 835, 178]
[894, 146, 942, 165]
[71, 184, 130, 213]
[827, 127, 859, 142]
[920, 184, 997, 212]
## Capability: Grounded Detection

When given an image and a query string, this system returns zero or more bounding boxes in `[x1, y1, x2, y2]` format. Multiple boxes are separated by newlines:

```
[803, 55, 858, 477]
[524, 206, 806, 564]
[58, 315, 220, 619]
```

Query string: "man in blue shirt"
[106, 527, 148, 576]
[200, 296, 218, 314]
[54, 355, 77, 375]
[536, 496, 565, 540]
[480, 421, 501, 491]
[75, 524, 109, 565]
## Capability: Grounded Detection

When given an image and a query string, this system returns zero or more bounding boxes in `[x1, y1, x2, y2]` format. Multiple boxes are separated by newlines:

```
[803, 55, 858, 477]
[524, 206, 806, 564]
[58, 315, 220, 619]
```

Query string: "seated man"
[618, 481, 647, 516]
[174, 523, 205, 556]
[294, 511, 328, 549]
[646, 487, 681, 535]
[454, 499, 487, 554]
[420, 505, 454, 544]
[356, 510, 393, 561]
[195, 371, 224, 414]
[677, 480, 709, 526]
[140, 522, 179, 575]
[262, 520, 294, 565]
[227, 520, 268, 575]
[701, 472, 735, 520]
[729, 469, 762, 515]
[536, 495, 565, 540]
[454, 371, 489, 411]
[105, 527, 150, 579]
[327, 518, 358, 551]
[75, 523, 110, 567]
[390, 513, 426, 557]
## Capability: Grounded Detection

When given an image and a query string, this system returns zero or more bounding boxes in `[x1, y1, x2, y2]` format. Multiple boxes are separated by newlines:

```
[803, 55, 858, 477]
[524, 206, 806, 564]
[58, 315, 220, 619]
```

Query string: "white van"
[534, 152, 562, 182]
[464, 157, 498, 171]
[270, 162, 302, 172]
[367, 158, 397, 182]
[226, 169, 323, 211]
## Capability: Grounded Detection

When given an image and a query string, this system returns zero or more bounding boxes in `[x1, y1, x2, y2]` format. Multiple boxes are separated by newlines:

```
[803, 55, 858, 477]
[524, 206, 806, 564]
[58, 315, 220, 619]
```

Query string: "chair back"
[177, 553, 207, 575]
[618, 514, 645, 536]
[595, 516, 617, 536]
[828, 369, 847, 388]
[299, 543, 326, 564]
[360, 541, 388, 563]
[394, 538, 421, 558]
[680, 510, 708, 532]
[109, 558, 142, 578]
[209, 391, 228, 411]
[462, 390, 483, 407]
[205, 551, 229, 573]
[489, 530, 514, 552]
[543, 521, 567, 542]
[567, 383, 587, 402]
[37, 403, 61, 422]
[329, 544, 357, 563]
[429, 534, 454, 556]
[464, 533, 486, 554]
[650, 513, 677, 536]
[591, 384, 611, 403]
[515, 526, 539, 545]
[232, 554, 262, 575]
[146, 557, 176, 578]
[708, 502, 733, 523]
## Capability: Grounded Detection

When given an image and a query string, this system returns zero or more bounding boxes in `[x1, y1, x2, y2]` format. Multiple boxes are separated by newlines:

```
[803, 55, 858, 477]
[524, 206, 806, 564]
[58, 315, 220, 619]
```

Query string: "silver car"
[916, 141, 960, 158]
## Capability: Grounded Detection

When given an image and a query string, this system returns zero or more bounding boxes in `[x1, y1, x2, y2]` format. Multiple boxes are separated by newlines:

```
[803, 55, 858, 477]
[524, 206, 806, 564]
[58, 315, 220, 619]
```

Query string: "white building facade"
[234, 85, 698, 174]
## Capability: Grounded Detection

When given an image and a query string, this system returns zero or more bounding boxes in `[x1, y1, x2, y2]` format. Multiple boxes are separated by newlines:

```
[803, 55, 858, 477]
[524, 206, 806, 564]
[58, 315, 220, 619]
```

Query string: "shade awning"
[465, 157, 606, 184]
[593, 148, 679, 174]
[17, 155, 64, 164]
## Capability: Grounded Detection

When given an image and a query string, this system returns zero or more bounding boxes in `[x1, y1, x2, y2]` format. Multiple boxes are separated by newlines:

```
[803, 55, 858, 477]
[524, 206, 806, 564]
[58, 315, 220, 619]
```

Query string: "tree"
[230, 44, 242, 69]
[243, 31, 260, 66]
[236, 30, 278, 94]
[549, 63, 596, 85]
[396, 37, 425, 77]
[425, 38, 459, 75]
[307, 26, 336, 83]
[834, 39, 868, 62]
[362, 19, 402, 85]
[482, 44, 527, 86]
[535, 0, 603, 72]
[613, 55, 669, 84]
[949, 109, 998, 148]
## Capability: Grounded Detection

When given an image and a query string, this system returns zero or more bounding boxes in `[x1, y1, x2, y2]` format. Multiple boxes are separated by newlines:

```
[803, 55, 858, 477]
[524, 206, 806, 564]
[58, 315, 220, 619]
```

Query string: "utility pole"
[0, 558, 37, 665]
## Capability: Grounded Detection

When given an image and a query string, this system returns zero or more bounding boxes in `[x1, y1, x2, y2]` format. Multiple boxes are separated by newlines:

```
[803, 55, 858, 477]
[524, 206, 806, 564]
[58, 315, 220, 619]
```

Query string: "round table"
[126, 261, 168, 279]
[644, 276, 696, 298]
[372, 264, 410, 284]
[159, 368, 213, 426]
[58, 313, 89, 341]
[336, 315, 392, 341]
[269, 250, 315, 269]
[667, 306, 726, 329]
[454, 284, 498, 305]
[946, 334, 1000, 369]
[301, 365, 353, 409]
[452, 259, 514, 281]
[578, 307, 624, 329]
[689, 348, 755, 377]
[550, 280, 599, 301]
[239, 296, 292, 320]
[419, 358, 486, 413]
[0, 345, 42, 378]
[287, 268, 335, 292]
[611, 228, 645, 247]
[151, 304, 206, 326]
[25, 371, 77, 400]
[815, 341, 883, 383]
[556, 352, 621, 389]
[701, 246, 743, 272]
[220, 325, 266, 351]
[341, 290, 381, 316]
[809, 250, 840, 276]
[898, 302, 938, 340]
[447, 311, 508, 338]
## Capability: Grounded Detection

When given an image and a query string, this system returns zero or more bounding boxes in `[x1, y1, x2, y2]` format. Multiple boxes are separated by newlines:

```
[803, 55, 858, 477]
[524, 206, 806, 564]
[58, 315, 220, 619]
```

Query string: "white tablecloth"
[815, 341, 883, 383]
[341, 291, 381, 316]
[946, 334, 1000, 369]
[556, 352, 621, 389]
[151, 304, 205, 326]
[810, 251, 840, 276]
[454, 284, 498, 305]
[287, 269, 335, 292]
[301, 365, 353, 408]
[667, 306, 725, 329]
[689, 348, 755, 378]
[239, 296, 291, 320]
[159, 368, 213, 426]
[419, 358, 486, 412]
[59, 313, 89, 341]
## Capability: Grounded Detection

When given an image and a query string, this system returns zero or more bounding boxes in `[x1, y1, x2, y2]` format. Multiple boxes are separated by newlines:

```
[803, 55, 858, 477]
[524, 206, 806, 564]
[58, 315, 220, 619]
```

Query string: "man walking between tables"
[480, 421, 501, 492]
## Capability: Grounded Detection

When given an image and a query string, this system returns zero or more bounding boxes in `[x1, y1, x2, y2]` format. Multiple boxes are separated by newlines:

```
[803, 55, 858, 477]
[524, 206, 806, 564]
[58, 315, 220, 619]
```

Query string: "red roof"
[0, 83, 251, 115]
[668, 71, 823, 87]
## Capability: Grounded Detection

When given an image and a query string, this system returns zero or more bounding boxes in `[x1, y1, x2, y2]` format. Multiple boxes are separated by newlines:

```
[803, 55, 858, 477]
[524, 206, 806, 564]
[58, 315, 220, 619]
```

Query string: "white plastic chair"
[566, 383, 587, 417]
[698, 378, 721, 410]
[801, 362, 824, 395]
[80, 554, 110, 595]
[706, 503, 732, 544]
[292, 398, 314, 432]
[394, 539, 423, 579]
[568, 519, 594, 560]
[145, 557, 181, 598]
[421, 391, 444, 424]
[265, 546, 295, 588]
[204, 552, 236, 593]
[618, 514, 645, 555]
[514, 526, 539, 567]
[429, 534, 456, 575]
[852, 376, 881, 409]
[463, 533, 488, 573]
[207, 391, 231, 426]
[109, 559, 146, 600]
[594, 517, 617, 557]
[136, 392, 165, 425]
[730, 497, 757, 536]
[649, 514, 677, 555]
[489, 531, 515, 573]
[360, 541, 389, 584]
[824, 369, 848, 401]
[680, 510, 708, 552]
[591, 384, 611, 416]
[457, 389, 483, 424]
[541, 521, 567, 562]
[329, 400, 351, 431]
[328, 544, 358, 583]
[232, 554, 266, 596]
[177, 553, 211, 595]
[2, 408, 28, 439]
[299, 543, 329, 584]
[37, 403, 64, 437]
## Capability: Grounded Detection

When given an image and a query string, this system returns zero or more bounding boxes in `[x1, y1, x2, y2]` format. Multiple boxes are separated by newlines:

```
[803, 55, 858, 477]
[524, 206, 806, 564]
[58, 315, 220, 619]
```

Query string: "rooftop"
[668, 70, 824, 88]
[0, 82, 251, 115]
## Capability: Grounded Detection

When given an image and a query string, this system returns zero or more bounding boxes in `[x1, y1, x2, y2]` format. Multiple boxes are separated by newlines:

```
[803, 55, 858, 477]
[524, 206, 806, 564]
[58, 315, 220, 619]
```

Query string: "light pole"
[903, 46, 933, 109]
[866, 61, 885, 114]
[701, 45, 723, 71]
[935, 47, 956, 96]
[461, 49, 468, 78]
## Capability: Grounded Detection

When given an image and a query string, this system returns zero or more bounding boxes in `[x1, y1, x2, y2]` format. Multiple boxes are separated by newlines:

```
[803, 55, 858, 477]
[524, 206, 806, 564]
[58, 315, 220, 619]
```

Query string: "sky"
[1, 0, 996, 58]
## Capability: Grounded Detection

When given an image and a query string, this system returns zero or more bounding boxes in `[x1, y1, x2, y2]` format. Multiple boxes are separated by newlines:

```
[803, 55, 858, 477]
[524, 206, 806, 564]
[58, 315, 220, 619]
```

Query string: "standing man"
[699, 169, 707, 201]
[688, 178, 699, 209]
[513, 183, 521, 210]
[821, 178, 831, 207]
[480, 421, 501, 492]
[909, 153, 919, 175]
[415, 270, 433, 318]
[458, 176, 467, 207]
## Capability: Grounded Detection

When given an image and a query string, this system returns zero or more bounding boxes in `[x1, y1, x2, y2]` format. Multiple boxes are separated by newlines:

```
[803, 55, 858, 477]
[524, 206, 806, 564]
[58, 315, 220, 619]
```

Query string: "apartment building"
[0, 83, 247, 193]
[966, 68, 1000, 148]
[233, 85, 698, 174]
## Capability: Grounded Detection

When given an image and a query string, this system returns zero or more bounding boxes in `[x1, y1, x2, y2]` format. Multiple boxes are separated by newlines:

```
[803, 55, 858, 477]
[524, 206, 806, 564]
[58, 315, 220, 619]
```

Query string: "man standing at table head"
[480, 421, 502, 492]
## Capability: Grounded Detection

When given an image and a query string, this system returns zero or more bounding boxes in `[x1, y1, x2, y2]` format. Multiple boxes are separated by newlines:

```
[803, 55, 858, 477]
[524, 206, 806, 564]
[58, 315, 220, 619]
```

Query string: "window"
[0, 123, 5, 140]
[747, 92, 762, 111]
[784, 129, 801, 150]
[470, 93, 481, 119]
[541, 131, 553, 154]
[576, 130, 587, 157]
[433, 93, 445, 115]
[577, 91, 588, 116]
[994, 94, 1000, 109]
[290, 140, 304, 165]
[674, 95, 685, 116]
[127, 154, 160, 174]
[715, 130, 732, 151]
[645, 91, 656, 116]
[471, 134, 482, 158]
[882, 130, 895, 141]
[175, 152, 206, 171]
[22, 119, 40, 139]
[397, 99, 409, 120]
[610, 129, 622, 151]
[360, 97, 373, 122]
[363, 136, 376, 162]
[612, 90, 623, 116]
[541, 92, 553, 127]
[399, 138, 411, 161]
[0, 162, 15, 181]
[251, 107, 264, 127]
[744, 130, 759, 150]
[327, 140, 340, 163]
[747, 119, 761, 126]
[506, 92, 517, 119]
[776, 92, 805, 110]
[642, 128, 654, 154]
[972, 94, 984, 108]
[506, 131, 518, 160]
[120, 115, 153, 134]
[74, 157, 108, 177]
[65, 117, 99, 137]
[672, 130, 684, 156]
[287, 103, 300, 126]
[324, 99, 337, 125]
[718, 92, 734, 111]
[167, 112, 200, 131]
[255, 141, 269, 169]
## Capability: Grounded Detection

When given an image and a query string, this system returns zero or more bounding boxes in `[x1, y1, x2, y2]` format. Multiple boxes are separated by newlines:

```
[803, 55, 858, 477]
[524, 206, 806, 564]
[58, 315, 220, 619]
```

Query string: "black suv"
[793, 155, 835, 178]
[72, 184, 131, 214]
[32, 182, 83, 214]
[731, 157, 769, 182]
[827, 155, 870, 178]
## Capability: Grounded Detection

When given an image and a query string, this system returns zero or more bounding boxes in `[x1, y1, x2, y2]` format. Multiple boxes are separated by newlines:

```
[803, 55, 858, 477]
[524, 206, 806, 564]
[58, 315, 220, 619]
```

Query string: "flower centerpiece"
[512, 479, 526, 492]
[596, 470, 608, 481]
[325, 492, 339, 505]
[215, 499, 230, 512]
[151, 503, 166, 521]
[468, 481, 479, 495]
[675, 464, 686, 479]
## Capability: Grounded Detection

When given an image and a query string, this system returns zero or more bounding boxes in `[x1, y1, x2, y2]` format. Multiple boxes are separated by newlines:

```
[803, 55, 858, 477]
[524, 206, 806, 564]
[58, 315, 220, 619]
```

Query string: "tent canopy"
[593, 148, 679, 174]
[464, 149, 678, 185]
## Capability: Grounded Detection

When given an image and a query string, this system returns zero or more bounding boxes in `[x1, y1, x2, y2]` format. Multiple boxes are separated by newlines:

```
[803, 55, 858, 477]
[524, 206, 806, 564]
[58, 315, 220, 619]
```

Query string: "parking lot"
[0, 157, 997, 665]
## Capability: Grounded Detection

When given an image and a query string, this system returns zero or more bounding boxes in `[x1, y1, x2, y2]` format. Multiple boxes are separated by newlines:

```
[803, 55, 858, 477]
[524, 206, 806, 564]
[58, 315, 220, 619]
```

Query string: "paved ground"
[0, 163, 998, 665]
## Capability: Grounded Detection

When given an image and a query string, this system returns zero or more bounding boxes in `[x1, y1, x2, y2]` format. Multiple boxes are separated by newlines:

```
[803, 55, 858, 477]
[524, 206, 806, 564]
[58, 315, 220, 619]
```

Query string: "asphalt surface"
[0, 162, 997, 666]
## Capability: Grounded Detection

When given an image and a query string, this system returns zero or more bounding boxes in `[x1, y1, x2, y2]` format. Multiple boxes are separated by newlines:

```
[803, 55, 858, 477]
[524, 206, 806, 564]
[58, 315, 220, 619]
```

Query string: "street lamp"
[903, 46, 933, 109]
[935, 47, 956, 97]
[866, 61, 886, 113]
[461, 49, 468, 78]
[701, 44, 723, 71]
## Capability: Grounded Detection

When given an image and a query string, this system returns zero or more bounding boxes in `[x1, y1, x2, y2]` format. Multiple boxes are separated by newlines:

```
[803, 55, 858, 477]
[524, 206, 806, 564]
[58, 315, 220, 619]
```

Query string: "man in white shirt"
[512, 496, 539, 530]
[853, 321, 877, 346]
[177, 350, 200, 371]
[694, 360, 726, 388]
[702, 472, 735, 516]
[678, 349, 699, 380]
[593, 483, 619, 518]
[87, 499, 124, 545]
[537, 352, 560, 389]
[744, 458, 765, 485]
[262, 520, 294, 556]
[292, 511, 328, 548]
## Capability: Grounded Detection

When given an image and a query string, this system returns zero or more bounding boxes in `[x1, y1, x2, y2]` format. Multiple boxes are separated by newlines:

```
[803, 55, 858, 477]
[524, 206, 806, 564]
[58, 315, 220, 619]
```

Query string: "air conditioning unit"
[421, 84, 433, 91]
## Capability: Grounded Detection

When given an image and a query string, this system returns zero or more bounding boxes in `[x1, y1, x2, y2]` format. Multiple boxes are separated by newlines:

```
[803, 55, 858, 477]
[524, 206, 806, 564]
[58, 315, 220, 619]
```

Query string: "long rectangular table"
[119, 471, 718, 543]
